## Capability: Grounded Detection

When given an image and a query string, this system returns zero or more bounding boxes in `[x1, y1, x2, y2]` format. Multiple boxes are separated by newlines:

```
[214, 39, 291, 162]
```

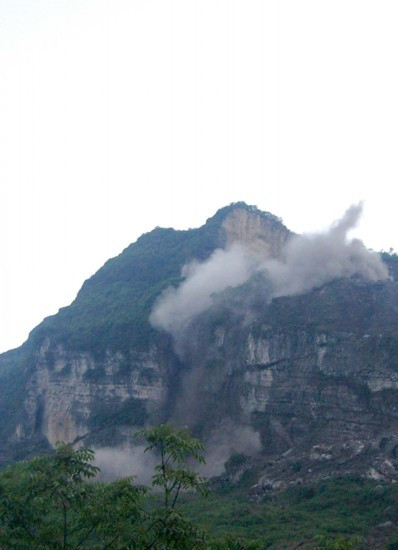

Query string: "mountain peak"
[205, 201, 283, 225]
[205, 202, 292, 258]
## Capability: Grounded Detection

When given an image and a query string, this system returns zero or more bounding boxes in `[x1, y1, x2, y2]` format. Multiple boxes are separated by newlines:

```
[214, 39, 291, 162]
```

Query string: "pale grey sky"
[1, 0, 397, 352]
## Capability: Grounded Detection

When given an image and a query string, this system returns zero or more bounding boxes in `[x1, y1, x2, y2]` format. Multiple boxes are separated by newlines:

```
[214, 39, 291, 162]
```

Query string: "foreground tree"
[0, 425, 258, 548]
[136, 423, 209, 549]
[0, 442, 144, 549]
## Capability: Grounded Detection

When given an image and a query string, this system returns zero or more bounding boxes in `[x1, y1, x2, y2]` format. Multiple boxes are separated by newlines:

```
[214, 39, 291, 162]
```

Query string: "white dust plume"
[94, 445, 157, 484]
[150, 204, 388, 341]
[199, 423, 262, 477]
[150, 243, 255, 335]
[265, 203, 388, 298]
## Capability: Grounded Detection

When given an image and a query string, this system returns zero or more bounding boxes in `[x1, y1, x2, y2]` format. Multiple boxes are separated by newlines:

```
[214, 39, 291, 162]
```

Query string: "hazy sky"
[1, 0, 397, 353]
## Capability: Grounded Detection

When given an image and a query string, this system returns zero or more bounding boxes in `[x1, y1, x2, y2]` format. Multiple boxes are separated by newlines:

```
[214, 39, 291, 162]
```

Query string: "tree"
[0, 426, 214, 549]
[136, 423, 209, 549]
[0, 442, 144, 549]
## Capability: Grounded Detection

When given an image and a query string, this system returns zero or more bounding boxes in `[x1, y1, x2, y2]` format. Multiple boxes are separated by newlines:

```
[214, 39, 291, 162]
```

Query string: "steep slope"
[175, 276, 398, 488]
[29, 203, 289, 356]
[1, 202, 398, 490]
[0, 203, 291, 462]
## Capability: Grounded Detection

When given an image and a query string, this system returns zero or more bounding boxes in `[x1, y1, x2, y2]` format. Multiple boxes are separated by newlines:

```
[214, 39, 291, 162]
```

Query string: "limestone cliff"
[220, 204, 291, 258]
[1, 202, 398, 491]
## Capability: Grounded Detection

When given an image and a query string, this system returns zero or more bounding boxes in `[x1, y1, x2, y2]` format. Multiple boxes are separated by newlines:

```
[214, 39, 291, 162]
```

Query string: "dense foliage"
[0, 442, 144, 549]
[26, 205, 232, 356]
[0, 425, 222, 549]
[2, 425, 398, 548]
[179, 476, 398, 548]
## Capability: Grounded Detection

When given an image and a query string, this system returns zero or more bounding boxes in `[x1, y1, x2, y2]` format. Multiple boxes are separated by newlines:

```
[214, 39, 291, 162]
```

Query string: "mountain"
[1, 202, 398, 492]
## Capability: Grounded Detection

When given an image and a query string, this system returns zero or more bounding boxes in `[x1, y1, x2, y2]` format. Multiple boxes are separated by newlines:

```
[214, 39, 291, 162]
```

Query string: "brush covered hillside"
[1, 201, 398, 496]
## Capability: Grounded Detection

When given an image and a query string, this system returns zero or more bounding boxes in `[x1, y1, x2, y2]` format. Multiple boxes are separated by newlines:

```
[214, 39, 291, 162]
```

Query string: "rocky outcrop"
[182, 277, 398, 487]
[18, 339, 176, 450]
[220, 205, 291, 258]
[1, 203, 398, 490]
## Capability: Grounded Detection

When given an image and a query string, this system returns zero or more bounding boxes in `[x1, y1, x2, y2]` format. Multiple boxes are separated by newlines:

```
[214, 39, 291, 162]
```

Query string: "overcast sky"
[0, 0, 397, 353]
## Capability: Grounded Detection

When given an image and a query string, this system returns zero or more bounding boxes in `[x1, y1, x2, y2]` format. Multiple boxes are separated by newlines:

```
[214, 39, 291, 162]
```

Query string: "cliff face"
[174, 278, 398, 487]
[1, 202, 398, 489]
[220, 205, 291, 257]
[22, 342, 169, 447]
[7, 204, 291, 454]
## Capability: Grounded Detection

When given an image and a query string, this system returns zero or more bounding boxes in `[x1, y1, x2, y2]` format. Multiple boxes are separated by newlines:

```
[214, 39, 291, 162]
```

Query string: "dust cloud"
[150, 243, 255, 335]
[148, 204, 388, 475]
[265, 203, 388, 298]
[93, 445, 157, 484]
[199, 423, 262, 477]
[151, 204, 388, 342]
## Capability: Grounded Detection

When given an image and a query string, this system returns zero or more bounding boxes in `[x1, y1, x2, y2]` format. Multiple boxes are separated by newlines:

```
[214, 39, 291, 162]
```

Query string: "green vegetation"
[175, 474, 398, 548]
[1, 426, 398, 548]
[0, 442, 143, 549]
[23, 202, 285, 358]
[135, 424, 210, 549]
[26, 205, 228, 357]
[0, 208, 397, 547]
[0, 424, 210, 549]
[0, 425, 222, 549]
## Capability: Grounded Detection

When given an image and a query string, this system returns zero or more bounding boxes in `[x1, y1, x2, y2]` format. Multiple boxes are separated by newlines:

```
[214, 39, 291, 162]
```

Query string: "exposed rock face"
[1, 202, 398, 490]
[187, 278, 398, 488]
[20, 340, 174, 449]
[220, 206, 291, 258]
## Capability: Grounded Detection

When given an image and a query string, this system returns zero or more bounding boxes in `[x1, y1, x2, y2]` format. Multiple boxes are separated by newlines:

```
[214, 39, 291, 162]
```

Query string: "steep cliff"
[1, 202, 398, 490]
[0, 203, 291, 461]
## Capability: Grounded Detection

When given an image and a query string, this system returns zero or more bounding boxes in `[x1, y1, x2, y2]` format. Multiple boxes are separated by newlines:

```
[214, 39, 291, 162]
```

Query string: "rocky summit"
[1, 202, 398, 492]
